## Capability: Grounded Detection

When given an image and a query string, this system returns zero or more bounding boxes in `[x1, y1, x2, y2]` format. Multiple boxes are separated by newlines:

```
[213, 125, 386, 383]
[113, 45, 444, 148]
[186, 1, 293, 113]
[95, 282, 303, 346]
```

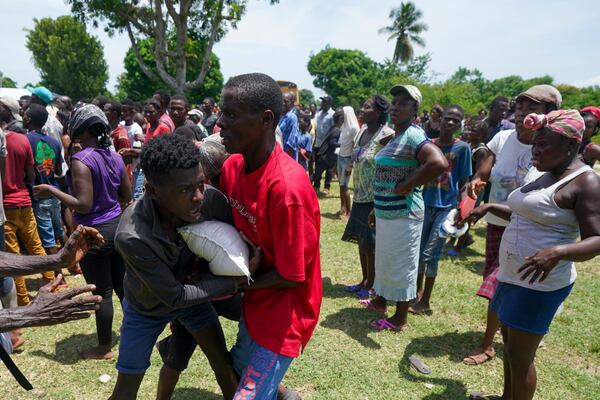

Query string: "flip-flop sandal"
[447, 249, 460, 257]
[463, 348, 496, 365]
[355, 287, 371, 299]
[344, 284, 362, 293]
[469, 392, 503, 400]
[370, 319, 406, 332]
[408, 355, 431, 374]
[408, 305, 433, 316]
[359, 299, 387, 316]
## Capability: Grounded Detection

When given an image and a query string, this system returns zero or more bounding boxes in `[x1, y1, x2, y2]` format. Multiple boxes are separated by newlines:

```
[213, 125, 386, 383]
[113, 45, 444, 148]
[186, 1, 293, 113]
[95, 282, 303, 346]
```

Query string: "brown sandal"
[463, 348, 496, 365]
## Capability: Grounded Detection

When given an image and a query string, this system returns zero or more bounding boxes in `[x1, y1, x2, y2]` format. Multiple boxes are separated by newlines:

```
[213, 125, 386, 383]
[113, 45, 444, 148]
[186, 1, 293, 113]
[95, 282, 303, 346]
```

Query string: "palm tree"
[379, 2, 428, 64]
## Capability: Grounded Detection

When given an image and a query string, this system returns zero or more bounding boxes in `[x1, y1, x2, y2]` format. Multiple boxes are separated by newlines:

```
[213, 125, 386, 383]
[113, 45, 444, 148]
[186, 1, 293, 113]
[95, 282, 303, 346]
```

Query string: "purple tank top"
[68, 147, 124, 226]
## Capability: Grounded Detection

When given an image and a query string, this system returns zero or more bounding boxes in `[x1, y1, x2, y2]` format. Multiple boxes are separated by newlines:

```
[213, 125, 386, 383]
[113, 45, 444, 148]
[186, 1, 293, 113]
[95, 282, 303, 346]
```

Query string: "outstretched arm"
[0, 275, 101, 332]
[0, 225, 104, 277]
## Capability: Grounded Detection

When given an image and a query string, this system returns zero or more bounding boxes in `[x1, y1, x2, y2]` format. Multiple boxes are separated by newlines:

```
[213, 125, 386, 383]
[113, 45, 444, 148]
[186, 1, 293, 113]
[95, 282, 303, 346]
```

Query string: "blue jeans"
[132, 169, 145, 200]
[32, 197, 64, 248]
[418, 206, 452, 278]
[231, 320, 294, 400]
[116, 299, 218, 374]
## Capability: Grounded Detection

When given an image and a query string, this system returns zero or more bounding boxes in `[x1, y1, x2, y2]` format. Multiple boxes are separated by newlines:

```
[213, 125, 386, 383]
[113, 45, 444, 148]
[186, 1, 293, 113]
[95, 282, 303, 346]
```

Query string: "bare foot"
[409, 301, 432, 315]
[79, 346, 113, 360]
[370, 296, 387, 308]
[10, 331, 25, 351]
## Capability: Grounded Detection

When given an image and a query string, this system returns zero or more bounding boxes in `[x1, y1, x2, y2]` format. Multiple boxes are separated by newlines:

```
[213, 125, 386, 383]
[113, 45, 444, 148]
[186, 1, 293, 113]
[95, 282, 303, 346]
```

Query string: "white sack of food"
[178, 220, 250, 277]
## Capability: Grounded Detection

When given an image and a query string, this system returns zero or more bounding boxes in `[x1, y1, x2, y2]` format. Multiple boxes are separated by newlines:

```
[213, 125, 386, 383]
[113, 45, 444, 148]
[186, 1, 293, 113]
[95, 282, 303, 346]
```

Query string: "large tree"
[25, 16, 108, 99]
[308, 48, 387, 109]
[68, 0, 277, 94]
[379, 2, 428, 64]
[307, 47, 429, 109]
[299, 88, 315, 105]
[117, 37, 223, 103]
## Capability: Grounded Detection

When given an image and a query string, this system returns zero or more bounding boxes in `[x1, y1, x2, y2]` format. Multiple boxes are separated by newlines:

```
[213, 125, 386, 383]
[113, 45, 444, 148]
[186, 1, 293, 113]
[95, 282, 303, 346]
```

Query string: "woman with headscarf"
[360, 85, 447, 331]
[466, 110, 600, 399]
[579, 106, 600, 167]
[337, 106, 360, 217]
[342, 96, 394, 299]
[34, 104, 132, 360]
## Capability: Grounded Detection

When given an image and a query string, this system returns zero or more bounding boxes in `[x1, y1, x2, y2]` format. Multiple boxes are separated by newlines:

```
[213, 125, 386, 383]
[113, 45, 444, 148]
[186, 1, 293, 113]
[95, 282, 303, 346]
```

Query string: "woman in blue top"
[361, 85, 447, 331]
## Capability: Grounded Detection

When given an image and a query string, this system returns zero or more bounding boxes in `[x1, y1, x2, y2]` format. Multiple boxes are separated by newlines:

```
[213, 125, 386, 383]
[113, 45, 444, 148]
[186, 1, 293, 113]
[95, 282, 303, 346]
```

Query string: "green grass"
[2, 185, 600, 399]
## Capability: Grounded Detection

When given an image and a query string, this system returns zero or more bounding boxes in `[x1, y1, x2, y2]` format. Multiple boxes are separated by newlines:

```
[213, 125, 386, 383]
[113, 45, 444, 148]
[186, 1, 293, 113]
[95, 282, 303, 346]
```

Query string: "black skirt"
[341, 202, 375, 251]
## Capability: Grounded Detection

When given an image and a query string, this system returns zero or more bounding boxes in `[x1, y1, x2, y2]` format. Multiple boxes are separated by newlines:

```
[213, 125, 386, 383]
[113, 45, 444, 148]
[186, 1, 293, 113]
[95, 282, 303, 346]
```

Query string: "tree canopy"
[307, 47, 429, 109]
[308, 47, 600, 114]
[0, 72, 17, 88]
[116, 36, 223, 103]
[299, 88, 315, 105]
[25, 16, 108, 100]
[68, 0, 277, 94]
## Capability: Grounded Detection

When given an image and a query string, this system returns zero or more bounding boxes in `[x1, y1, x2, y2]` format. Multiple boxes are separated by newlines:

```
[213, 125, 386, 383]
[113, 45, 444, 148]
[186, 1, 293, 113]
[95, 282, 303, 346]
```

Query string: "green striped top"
[373, 125, 428, 220]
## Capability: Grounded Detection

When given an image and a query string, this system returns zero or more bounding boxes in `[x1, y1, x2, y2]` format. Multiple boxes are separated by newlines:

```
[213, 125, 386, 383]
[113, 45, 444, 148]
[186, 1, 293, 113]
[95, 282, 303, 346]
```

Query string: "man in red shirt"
[153, 91, 175, 133]
[217, 73, 322, 399]
[2, 124, 54, 306]
[104, 101, 131, 152]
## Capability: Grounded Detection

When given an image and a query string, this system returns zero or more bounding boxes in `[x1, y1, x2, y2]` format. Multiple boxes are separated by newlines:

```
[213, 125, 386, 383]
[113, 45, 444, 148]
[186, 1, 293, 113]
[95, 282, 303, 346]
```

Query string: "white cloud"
[2, 0, 599, 97]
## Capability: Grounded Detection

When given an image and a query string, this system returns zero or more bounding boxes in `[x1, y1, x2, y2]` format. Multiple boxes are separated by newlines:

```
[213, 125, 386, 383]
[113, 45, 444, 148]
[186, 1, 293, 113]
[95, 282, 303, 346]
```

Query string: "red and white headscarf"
[523, 109, 585, 142]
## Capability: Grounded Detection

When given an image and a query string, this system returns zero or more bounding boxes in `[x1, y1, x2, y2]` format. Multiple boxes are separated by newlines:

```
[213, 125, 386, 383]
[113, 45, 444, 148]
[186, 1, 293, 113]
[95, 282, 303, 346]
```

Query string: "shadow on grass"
[399, 330, 486, 399]
[30, 332, 119, 365]
[321, 277, 360, 300]
[441, 248, 485, 276]
[172, 387, 221, 399]
[321, 212, 341, 220]
[320, 307, 381, 349]
[460, 259, 484, 276]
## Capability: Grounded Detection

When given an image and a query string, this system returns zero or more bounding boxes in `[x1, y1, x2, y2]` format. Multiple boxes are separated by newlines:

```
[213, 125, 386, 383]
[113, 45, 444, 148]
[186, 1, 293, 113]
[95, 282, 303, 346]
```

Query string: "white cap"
[389, 84, 422, 106]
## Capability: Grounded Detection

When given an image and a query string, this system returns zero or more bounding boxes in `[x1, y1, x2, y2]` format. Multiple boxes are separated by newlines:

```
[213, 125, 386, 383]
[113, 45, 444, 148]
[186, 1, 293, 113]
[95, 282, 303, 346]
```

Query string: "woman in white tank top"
[466, 110, 600, 400]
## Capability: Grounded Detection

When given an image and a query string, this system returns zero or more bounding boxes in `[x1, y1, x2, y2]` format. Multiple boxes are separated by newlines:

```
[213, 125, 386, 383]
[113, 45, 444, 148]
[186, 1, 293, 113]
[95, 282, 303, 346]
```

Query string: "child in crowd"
[410, 105, 472, 315]
[447, 116, 492, 256]
[297, 113, 314, 171]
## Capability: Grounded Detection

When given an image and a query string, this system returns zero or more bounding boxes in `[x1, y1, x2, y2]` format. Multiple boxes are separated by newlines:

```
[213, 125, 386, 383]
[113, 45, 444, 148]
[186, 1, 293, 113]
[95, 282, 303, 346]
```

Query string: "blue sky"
[2, 0, 599, 97]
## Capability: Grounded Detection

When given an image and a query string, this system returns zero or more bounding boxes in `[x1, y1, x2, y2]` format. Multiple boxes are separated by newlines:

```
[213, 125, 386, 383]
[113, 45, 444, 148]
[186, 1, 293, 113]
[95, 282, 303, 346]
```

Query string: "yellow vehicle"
[277, 80, 299, 105]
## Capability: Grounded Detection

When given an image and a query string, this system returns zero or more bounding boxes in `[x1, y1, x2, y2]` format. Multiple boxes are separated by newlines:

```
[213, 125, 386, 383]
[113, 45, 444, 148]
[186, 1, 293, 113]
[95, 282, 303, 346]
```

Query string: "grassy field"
[2, 186, 600, 399]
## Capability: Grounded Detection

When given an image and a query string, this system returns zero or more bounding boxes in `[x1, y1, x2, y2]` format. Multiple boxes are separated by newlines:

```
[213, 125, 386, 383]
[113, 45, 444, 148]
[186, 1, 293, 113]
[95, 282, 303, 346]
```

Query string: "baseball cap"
[320, 95, 333, 103]
[26, 86, 54, 105]
[0, 95, 23, 122]
[390, 84, 422, 106]
[187, 109, 203, 118]
[516, 84, 562, 109]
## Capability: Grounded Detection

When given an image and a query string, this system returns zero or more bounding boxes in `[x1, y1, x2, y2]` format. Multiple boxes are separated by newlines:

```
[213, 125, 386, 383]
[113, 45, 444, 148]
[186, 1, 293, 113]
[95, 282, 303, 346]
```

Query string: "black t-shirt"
[201, 114, 218, 134]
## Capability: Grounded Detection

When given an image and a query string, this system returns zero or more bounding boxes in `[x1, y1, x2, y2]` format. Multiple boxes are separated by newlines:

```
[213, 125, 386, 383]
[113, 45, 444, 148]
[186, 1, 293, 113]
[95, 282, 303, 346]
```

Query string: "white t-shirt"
[121, 121, 143, 168]
[338, 125, 358, 158]
[485, 129, 532, 227]
[120, 121, 143, 144]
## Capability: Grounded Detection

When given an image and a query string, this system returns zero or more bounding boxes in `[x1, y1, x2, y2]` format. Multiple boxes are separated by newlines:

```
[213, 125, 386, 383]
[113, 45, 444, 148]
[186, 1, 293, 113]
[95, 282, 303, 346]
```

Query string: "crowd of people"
[0, 73, 599, 400]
